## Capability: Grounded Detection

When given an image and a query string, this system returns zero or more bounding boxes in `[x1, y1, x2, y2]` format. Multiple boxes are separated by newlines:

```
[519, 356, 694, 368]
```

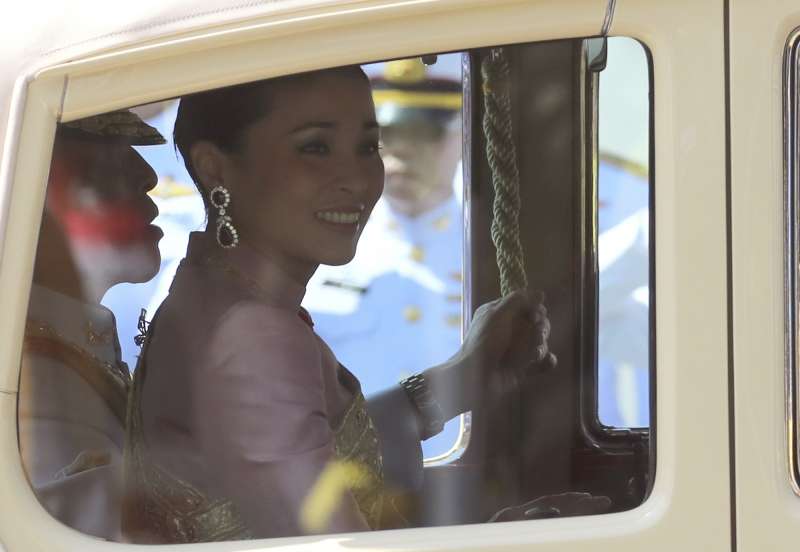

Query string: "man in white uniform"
[596, 157, 650, 428]
[18, 111, 164, 540]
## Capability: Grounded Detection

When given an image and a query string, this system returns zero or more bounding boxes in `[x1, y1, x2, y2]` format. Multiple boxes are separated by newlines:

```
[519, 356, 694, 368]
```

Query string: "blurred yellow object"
[299, 460, 372, 533]
[148, 176, 197, 199]
[403, 306, 422, 323]
[384, 58, 426, 84]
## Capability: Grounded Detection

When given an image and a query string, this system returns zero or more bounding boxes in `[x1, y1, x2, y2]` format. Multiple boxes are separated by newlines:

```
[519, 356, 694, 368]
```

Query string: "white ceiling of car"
[0, 0, 351, 176]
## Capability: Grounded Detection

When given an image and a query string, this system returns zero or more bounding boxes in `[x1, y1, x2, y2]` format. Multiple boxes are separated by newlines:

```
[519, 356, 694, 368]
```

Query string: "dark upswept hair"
[173, 66, 368, 212]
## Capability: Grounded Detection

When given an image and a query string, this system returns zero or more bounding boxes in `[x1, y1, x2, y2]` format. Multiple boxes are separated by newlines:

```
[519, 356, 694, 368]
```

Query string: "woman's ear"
[190, 141, 226, 192]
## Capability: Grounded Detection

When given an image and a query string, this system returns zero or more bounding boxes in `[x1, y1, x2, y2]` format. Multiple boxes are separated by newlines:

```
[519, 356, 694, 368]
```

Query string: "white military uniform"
[596, 159, 650, 428]
[19, 284, 129, 540]
[305, 194, 464, 459]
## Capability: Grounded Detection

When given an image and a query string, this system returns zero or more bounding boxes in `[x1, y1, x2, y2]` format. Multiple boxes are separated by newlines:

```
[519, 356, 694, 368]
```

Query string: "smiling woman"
[121, 66, 553, 542]
[174, 66, 383, 268]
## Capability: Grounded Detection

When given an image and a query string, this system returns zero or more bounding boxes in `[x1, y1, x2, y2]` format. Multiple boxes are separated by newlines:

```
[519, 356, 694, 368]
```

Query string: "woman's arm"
[365, 386, 423, 491]
[422, 290, 554, 424]
[192, 302, 370, 538]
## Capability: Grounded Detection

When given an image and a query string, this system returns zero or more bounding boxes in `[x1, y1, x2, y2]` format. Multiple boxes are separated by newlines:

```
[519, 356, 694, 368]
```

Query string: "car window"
[596, 37, 651, 430]
[16, 36, 654, 544]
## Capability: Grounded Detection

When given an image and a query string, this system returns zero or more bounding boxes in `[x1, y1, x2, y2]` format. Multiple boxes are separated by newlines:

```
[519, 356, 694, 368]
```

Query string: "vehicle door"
[0, 1, 732, 551]
[730, 0, 800, 549]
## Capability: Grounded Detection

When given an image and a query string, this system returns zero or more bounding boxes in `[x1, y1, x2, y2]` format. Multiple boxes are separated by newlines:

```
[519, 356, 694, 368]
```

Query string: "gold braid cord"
[481, 48, 527, 296]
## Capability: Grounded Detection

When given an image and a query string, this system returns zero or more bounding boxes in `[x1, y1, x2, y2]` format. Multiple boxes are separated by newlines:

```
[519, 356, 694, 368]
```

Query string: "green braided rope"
[481, 48, 527, 296]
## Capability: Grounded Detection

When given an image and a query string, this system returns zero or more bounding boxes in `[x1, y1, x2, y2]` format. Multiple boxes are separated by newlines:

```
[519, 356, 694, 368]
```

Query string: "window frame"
[784, 25, 800, 496]
[579, 37, 656, 448]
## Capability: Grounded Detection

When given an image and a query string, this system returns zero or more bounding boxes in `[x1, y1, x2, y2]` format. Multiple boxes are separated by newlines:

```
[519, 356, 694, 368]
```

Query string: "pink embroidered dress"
[124, 233, 421, 543]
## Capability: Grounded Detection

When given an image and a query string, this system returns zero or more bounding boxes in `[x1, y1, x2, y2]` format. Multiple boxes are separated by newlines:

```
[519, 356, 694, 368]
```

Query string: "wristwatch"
[399, 373, 445, 441]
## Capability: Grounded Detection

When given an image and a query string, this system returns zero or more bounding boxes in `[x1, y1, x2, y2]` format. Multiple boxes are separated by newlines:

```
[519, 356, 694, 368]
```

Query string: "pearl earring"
[209, 185, 239, 249]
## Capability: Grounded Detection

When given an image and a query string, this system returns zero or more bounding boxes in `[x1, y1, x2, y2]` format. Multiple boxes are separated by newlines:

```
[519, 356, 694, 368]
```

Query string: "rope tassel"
[481, 48, 527, 296]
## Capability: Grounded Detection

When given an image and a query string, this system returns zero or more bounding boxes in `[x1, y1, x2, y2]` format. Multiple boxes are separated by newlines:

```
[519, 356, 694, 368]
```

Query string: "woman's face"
[220, 71, 384, 274]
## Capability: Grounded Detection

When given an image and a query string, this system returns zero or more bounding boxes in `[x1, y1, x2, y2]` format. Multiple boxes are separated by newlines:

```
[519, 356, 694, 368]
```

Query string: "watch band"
[399, 373, 445, 441]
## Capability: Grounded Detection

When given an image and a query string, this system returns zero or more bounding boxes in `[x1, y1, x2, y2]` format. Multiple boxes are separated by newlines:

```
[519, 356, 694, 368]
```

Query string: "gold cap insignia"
[61, 110, 166, 146]
[372, 58, 462, 124]
[445, 314, 462, 328]
[403, 306, 422, 323]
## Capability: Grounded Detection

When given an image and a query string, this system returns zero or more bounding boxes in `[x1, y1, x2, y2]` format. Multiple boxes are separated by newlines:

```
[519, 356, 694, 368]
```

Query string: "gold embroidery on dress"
[332, 392, 385, 528]
[124, 268, 389, 542]
[125, 357, 387, 541]
[124, 393, 249, 542]
[123, 331, 252, 543]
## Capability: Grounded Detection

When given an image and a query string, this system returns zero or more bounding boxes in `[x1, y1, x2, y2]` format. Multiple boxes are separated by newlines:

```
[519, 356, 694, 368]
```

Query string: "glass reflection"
[18, 112, 164, 540]
[17, 40, 654, 544]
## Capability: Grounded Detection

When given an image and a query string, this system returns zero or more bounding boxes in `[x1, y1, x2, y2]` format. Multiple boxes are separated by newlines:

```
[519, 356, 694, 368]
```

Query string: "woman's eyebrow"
[289, 121, 336, 134]
[290, 120, 379, 134]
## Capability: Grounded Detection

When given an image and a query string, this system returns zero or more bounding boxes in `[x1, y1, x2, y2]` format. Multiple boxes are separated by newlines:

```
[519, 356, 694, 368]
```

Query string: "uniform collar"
[27, 284, 121, 366]
[378, 195, 461, 234]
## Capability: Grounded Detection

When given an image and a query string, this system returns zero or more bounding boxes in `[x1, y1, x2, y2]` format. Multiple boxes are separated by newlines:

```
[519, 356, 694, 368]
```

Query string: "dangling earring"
[209, 185, 239, 249]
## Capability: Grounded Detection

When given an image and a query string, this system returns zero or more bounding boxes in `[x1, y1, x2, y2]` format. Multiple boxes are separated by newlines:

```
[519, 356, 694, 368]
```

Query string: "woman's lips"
[314, 205, 365, 226]
[315, 211, 360, 224]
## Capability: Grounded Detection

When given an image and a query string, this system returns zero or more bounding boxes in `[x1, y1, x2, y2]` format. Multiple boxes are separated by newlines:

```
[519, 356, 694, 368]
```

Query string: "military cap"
[371, 58, 462, 128]
[58, 109, 166, 146]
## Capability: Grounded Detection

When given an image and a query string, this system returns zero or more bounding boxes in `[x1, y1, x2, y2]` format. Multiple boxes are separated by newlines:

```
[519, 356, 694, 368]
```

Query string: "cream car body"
[0, 0, 795, 550]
